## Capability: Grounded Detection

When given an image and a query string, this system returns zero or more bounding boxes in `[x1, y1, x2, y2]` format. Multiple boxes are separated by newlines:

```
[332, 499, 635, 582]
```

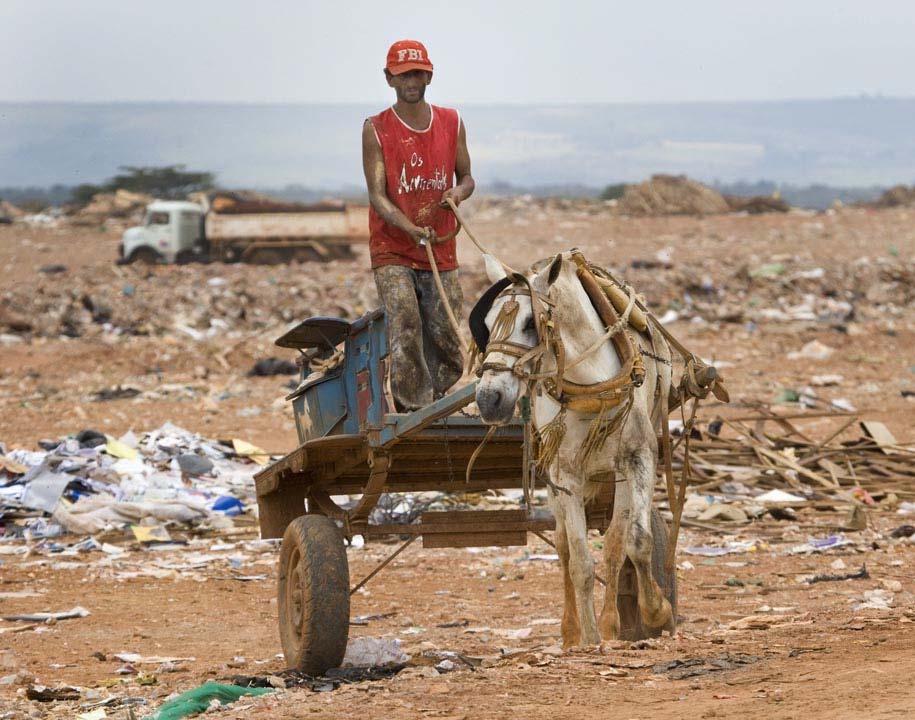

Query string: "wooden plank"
[423, 532, 526, 549]
[377, 383, 479, 445]
[254, 445, 308, 496]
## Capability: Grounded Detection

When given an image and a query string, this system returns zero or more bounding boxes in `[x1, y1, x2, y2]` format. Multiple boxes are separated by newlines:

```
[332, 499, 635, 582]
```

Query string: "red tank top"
[368, 104, 460, 271]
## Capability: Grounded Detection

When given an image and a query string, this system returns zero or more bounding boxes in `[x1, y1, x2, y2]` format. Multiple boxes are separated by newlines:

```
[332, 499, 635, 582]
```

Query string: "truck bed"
[206, 205, 367, 242]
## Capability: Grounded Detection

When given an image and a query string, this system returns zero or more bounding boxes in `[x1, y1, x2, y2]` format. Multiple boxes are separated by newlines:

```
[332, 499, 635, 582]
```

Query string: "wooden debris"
[860, 421, 898, 455]
[663, 410, 915, 499]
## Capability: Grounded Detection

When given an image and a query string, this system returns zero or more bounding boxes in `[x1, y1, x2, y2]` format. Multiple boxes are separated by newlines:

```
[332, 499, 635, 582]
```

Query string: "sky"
[2, 0, 915, 104]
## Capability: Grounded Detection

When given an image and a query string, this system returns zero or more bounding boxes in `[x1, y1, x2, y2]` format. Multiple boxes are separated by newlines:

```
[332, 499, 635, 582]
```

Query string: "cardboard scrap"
[0, 454, 28, 475]
[232, 439, 269, 466]
[131, 525, 172, 543]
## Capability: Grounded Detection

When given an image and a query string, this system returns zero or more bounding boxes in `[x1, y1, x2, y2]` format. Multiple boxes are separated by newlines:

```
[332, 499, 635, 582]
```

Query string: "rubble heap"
[724, 194, 790, 214]
[0, 199, 24, 223]
[872, 184, 915, 208]
[618, 175, 731, 217]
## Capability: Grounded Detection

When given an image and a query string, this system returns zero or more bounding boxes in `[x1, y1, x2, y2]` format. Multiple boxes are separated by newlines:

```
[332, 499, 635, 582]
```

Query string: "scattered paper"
[341, 637, 409, 667]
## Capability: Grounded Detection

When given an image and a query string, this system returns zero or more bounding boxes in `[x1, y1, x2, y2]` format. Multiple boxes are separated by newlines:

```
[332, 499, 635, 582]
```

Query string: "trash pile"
[0, 423, 267, 541]
[3, 246, 913, 342]
[70, 189, 153, 228]
[617, 174, 731, 217]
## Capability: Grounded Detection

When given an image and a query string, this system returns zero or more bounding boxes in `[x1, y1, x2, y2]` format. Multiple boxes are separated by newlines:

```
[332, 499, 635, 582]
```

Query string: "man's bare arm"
[362, 120, 432, 243]
[441, 118, 475, 207]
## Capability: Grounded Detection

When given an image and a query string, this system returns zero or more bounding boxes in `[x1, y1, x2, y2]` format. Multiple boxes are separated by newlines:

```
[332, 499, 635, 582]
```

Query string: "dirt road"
[1, 518, 913, 719]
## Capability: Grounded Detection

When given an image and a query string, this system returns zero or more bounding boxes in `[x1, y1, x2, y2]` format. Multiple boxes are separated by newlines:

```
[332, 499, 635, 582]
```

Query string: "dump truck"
[118, 192, 368, 265]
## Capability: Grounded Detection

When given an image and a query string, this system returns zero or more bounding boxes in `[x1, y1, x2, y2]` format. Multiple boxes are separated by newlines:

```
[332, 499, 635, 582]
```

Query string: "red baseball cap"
[385, 39, 434, 75]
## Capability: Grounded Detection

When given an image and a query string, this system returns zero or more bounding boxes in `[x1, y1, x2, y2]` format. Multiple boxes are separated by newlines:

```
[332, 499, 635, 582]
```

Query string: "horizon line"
[1, 93, 912, 108]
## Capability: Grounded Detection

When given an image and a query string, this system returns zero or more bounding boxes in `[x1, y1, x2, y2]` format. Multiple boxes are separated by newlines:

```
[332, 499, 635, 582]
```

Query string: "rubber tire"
[128, 248, 162, 265]
[249, 248, 287, 265]
[174, 250, 197, 265]
[292, 247, 323, 264]
[615, 507, 678, 640]
[277, 515, 350, 674]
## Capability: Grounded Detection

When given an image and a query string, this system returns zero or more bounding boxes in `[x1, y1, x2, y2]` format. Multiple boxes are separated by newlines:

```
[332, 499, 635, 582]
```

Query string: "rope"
[444, 198, 490, 256]
[665, 396, 699, 573]
[423, 239, 470, 354]
[465, 424, 498, 483]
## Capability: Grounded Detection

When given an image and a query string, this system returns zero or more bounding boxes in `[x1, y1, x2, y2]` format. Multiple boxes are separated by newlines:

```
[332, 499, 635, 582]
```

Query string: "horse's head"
[471, 254, 565, 424]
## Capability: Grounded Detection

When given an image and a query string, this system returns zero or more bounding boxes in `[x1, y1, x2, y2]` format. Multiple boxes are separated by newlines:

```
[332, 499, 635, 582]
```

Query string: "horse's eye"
[523, 317, 536, 333]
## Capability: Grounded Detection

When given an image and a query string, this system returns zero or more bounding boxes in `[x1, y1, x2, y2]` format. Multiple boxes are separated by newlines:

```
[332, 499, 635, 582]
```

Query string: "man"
[362, 39, 475, 411]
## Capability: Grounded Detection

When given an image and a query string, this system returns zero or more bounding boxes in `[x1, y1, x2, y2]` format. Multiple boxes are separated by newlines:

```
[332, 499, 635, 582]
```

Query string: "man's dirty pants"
[374, 265, 463, 412]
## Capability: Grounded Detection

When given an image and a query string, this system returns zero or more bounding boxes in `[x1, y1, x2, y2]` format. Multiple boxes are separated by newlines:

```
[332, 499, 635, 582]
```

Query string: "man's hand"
[440, 186, 467, 208]
[408, 225, 436, 246]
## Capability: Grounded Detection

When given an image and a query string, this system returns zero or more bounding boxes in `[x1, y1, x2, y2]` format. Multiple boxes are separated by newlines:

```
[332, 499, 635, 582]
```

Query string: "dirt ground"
[1, 204, 914, 718]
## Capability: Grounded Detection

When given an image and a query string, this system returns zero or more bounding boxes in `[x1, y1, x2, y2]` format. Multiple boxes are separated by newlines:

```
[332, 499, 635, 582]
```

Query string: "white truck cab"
[119, 201, 204, 264]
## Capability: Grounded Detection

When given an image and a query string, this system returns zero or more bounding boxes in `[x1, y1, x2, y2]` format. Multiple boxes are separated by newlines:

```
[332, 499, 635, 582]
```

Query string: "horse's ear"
[546, 254, 563, 286]
[483, 253, 508, 283]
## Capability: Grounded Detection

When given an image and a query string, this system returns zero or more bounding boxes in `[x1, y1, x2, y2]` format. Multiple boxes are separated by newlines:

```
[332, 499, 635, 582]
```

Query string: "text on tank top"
[368, 104, 460, 271]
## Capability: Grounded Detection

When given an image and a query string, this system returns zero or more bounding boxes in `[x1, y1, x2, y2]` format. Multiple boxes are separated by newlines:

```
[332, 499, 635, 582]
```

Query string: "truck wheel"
[615, 507, 678, 640]
[174, 250, 197, 265]
[128, 248, 162, 265]
[277, 515, 350, 674]
[249, 249, 286, 265]
[293, 247, 322, 263]
[333, 244, 355, 260]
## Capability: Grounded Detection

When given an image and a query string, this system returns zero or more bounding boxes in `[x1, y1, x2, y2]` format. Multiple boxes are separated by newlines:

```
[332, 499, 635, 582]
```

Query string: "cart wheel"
[616, 507, 678, 640]
[277, 515, 350, 674]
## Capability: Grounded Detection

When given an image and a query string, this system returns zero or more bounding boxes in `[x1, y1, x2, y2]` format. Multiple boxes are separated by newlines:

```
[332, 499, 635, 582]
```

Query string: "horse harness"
[470, 257, 647, 417]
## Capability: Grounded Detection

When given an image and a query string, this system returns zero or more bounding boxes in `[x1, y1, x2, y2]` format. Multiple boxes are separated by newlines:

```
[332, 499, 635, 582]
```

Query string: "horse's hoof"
[598, 618, 620, 641]
[640, 597, 673, 630]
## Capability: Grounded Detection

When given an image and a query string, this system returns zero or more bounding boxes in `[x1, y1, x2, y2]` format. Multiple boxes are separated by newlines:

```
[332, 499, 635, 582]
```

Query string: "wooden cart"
[254, 310, 676, 674]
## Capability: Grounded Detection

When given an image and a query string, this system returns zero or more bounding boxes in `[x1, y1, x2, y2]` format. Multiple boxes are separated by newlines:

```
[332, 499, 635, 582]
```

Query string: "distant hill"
[2, 98, 914, 190]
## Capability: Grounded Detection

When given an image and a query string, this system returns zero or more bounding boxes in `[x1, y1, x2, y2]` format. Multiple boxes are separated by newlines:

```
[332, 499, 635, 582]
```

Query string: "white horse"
[471, 252, 675, 647]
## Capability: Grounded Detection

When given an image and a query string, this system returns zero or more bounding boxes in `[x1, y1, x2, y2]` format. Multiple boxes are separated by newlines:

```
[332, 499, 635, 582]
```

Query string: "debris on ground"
[806, 564, 870, 584]
[342, 637, 410, 667]
[652, 653, 760, 680]
[0, 423, 267, 541]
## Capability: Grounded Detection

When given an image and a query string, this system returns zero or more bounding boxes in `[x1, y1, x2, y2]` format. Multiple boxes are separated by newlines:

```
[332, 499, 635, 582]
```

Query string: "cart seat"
[275, 316, 352, 350]
[275, 309, 386, 351]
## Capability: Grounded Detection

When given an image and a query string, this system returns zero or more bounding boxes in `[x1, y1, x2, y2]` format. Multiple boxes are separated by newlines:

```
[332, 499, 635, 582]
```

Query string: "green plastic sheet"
[146, 682, 274, 720]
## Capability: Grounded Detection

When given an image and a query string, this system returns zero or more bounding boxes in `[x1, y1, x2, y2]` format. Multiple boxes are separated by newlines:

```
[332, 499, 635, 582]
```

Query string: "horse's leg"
[553, 520, 580, 648]
[619, 417, 673, 631]
[598, 497, 626, 640]
[553, 480, 601, 646]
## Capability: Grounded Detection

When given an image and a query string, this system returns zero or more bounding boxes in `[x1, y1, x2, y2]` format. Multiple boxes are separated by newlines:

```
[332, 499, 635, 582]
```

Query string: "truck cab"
[119, 201, 204, 264]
